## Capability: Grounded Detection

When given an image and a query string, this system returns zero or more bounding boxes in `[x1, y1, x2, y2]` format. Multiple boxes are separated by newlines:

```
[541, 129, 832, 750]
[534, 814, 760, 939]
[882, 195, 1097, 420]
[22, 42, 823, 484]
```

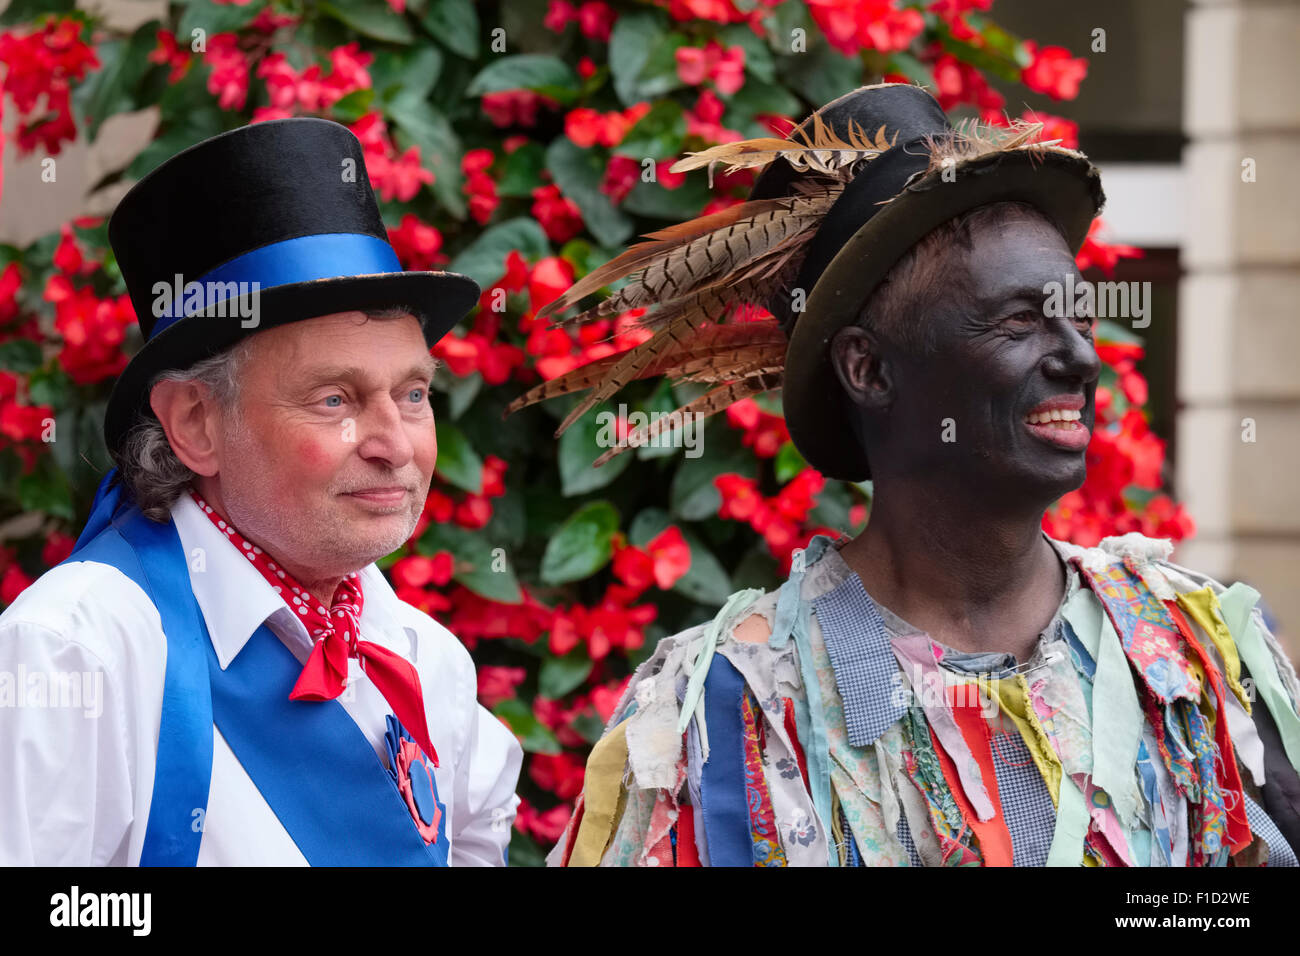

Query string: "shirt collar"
[170, 492, 417, 669]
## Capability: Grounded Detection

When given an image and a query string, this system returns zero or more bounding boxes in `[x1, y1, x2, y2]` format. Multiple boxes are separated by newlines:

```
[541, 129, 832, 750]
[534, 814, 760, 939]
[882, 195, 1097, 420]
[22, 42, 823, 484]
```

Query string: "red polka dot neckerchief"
[189, 490, 438, 766]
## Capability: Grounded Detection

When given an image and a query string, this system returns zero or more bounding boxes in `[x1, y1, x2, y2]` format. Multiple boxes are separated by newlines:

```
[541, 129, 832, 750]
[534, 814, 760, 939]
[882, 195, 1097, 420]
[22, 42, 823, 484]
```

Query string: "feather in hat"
[506, 107, 1057, 468]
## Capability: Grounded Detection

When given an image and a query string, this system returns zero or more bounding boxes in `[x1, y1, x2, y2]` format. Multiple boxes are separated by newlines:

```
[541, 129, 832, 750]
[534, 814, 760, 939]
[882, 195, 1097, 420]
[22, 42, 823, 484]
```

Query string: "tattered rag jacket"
[548, 533, 1300, 867]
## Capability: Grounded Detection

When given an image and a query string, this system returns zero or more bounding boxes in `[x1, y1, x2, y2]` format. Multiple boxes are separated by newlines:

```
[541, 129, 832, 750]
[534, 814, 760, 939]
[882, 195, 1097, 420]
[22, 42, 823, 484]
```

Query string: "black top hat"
[752, 84, 1104, 481]
[103, 117, 480, 455]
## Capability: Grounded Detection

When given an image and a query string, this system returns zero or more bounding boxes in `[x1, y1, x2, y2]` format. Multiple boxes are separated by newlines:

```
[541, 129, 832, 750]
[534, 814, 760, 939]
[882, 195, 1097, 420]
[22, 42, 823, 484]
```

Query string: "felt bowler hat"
[750, 83, 1105, 482]
[103, 117, 479, 456]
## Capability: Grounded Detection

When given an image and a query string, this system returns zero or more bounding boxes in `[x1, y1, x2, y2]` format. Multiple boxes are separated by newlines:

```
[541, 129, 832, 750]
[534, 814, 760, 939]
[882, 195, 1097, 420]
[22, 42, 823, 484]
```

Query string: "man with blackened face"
[539, 85, 1300, 867]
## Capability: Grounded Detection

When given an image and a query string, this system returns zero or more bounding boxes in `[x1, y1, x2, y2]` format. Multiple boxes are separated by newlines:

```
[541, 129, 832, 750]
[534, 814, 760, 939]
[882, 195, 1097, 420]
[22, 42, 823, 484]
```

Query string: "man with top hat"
[518, 83, 1300, 866]
[0, 118, 522, 866]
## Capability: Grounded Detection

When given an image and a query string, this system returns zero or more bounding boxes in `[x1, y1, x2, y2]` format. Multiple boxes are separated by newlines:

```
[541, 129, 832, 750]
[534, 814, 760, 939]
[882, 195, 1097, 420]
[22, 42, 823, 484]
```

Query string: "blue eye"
[409, 388, 426, 403]
[324, 395, 343, 407]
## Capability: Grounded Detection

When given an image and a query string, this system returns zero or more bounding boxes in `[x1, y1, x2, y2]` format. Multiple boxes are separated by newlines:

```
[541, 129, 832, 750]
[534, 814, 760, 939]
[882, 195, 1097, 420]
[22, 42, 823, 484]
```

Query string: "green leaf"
[466, 54, 577, 96]
[672, 529, 731, 607]
[539, 650, 595, 699]
[178, 0, 266, 39]
[419, 0, 479, 60]
[433, 420, 483, 492]
[886, 50, 933, 87]
[448, 217, 550, 287]
[497, 141, 546, 198]
[621, 173, 709, 220]
[0, 0, 74, 26]
[774, 441, 807, 483]
[329, 88, 376, 123]
[608, 10, 667, 107]
[417, 522, 522, 603]
[545, 138, 633, 249]
[26, 365, 72, 408]
[493, 698, 561, 754]
[558, 401, 633, 496]
[445, 372, 481, 419]
[18, 458, 73, 520]
[540, 500, 620, 585]
[387, 96, 465, 218]
[0, 340, 42, 374]
[508, 830, 545, 868]
[320, 0, 414, 43]
[612, 99, 686, 161]
[571, 708, 606, 744]
[1095, 318, 1144, 346]
[780, 46, 862, 108]
[372, 47, 443, 103]
[669, 430, 755, 521]
[723, 76, 801, 132]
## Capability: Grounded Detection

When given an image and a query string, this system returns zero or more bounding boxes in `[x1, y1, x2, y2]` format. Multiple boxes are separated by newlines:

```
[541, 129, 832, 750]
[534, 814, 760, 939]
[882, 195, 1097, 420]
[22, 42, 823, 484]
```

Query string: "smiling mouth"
[1023, 408, 1090, 450]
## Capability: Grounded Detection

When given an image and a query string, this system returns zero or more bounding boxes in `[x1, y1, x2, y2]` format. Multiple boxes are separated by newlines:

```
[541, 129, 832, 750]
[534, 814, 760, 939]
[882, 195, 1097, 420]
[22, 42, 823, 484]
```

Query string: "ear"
[149, 379, 224, 478]
[831, 325, 893, 411]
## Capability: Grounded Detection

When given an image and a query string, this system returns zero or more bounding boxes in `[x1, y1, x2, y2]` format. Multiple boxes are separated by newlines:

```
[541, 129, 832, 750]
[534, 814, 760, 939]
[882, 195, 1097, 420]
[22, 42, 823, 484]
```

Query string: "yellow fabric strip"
[1177, 587, 1251, 714]
[988, 674, 1063, 807]
[568, 721, 631, 867]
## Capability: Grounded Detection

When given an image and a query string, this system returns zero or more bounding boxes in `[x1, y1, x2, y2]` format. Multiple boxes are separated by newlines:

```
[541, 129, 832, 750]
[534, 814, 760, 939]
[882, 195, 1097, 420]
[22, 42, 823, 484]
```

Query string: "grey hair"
[111, 306, 423, 522]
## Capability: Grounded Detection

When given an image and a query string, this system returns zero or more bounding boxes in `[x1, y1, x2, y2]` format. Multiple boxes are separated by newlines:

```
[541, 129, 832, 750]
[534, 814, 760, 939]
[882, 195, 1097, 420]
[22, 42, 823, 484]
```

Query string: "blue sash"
[64, 471, 448, 866]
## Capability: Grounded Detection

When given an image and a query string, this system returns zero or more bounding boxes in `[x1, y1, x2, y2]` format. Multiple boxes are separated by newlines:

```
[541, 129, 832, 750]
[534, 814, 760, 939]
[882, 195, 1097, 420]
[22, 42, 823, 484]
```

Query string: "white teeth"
[1025, 408, 1083, 425]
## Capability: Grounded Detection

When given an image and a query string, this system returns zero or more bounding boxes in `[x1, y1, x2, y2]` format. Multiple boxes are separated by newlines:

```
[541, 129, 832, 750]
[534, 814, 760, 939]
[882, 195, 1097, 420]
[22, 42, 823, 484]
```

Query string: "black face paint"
[873, 213, 1101, 510]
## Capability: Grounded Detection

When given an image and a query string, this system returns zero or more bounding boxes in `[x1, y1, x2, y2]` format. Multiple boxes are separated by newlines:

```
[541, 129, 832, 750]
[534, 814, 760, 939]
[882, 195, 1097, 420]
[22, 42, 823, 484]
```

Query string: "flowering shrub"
[0, 0, 1187, 863]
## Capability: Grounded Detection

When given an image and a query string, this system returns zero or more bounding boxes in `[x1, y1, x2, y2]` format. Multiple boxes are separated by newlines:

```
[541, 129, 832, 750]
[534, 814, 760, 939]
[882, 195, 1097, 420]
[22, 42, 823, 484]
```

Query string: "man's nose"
[1042, 319, 1101, 384]
[354, 395, 416, 467]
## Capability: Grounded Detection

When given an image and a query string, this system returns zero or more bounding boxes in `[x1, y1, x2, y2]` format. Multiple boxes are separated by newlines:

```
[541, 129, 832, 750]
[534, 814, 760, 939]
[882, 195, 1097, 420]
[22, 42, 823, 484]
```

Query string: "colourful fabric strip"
[698, 654, 754, 867]
[675, 803, 701, 867]
[893, 634, 996, 821]
[1081, 559, 1200, 704]
[1062, 581, 1144, 827]
[1167, 600, 1252, 855]
[1178, 587, 1251, 712]
[741, 692, 787, 866]
[568, 720, 631, 866]
[940, 684, 1014, 867]
[1218, 583, 1300, 775]
[1047, 775, 1090, 867]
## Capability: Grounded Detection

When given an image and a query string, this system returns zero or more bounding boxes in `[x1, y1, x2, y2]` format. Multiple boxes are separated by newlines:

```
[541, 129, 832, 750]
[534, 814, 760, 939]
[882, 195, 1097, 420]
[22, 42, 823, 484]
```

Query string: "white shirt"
[0, 492, 523, 866]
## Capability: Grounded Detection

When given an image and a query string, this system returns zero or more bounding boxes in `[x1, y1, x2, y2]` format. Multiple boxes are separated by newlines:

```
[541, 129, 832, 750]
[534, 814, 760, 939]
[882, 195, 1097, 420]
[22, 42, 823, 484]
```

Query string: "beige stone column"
[1176, 0, 1300, 655]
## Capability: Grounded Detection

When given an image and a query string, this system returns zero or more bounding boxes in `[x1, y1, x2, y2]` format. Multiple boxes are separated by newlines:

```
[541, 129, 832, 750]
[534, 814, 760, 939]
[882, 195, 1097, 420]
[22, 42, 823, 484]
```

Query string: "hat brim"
[103, 270, 479, 455]
[782, 147, 1104, 482]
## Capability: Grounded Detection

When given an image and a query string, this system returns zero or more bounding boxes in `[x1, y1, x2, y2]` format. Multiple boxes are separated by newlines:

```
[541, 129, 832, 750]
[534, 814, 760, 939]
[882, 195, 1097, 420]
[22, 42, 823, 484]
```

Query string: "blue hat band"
[151, 232, 403, 335]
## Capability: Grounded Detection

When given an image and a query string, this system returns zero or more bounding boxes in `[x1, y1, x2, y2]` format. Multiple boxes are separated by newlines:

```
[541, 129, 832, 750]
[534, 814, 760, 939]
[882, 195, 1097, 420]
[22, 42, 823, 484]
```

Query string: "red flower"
[148, 30, 190, 84]
[1075, 219, 1144, 278]
[529, 751, 586, 799]
[576, 1, 616, 41]
[1021, 42, 1088, 101]
[391, 552, 455, 589]
[203, 33, 250, 111]
[482, 89, 556, 128]
[388, 214, 445, 271]
[715, 474, 762, 522]
[477, 665, 526, 709]
[600, 154, 641, 203]
[805, 0, 923, 56]
[531, 184, 583, 243]
[0, 563, 35, 607]
[646, 526, 691, 589]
